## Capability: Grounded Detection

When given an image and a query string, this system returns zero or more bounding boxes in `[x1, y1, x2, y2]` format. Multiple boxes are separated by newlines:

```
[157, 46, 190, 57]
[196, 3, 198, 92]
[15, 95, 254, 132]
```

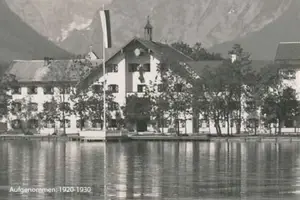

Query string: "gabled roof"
[6, 59, 100, 84]
[6, 60, 73, 83]
[78, 37, 193, 88]
[275, 42, 300, 60]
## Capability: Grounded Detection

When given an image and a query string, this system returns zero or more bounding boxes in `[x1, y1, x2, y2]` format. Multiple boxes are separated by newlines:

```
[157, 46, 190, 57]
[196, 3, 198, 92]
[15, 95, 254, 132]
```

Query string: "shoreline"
[2, 134, 300, 142]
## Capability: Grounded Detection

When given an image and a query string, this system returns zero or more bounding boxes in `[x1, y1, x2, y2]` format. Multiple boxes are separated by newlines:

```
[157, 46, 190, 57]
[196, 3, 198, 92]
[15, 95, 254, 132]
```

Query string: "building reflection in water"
[1, 141, 300, 199]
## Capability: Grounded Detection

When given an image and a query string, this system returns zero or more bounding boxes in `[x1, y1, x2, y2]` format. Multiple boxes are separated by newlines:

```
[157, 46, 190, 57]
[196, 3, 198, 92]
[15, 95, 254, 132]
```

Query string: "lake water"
[1, 141, 300, 200]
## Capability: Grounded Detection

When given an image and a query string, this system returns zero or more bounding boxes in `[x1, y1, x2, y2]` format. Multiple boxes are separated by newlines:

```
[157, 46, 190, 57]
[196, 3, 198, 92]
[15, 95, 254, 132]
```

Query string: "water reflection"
[0, 141, 300, 199]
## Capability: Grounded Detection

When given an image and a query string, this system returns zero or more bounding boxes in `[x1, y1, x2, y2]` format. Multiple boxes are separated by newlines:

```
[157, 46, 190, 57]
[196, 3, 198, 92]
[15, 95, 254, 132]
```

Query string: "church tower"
[144, 16, 153, 41]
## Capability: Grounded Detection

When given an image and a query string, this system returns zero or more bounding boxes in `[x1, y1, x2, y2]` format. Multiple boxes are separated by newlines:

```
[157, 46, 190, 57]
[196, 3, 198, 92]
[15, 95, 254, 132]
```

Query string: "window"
[284, 119, 294, 128]
[137, 84, 146, 93]
[28, 119, 38, 129]
[199, 120, 202, 128]
[92, 119, 102, 128]
[59, 87, 71, 94]
[60, 119, 71, 128]
[11, 86, 21, 94]
[143, 63, 151, 72]
[43, 102, 56, 111]
[158, 84, 167, 92]
[76, 119, 85, 128]
[221, 121, 226, 128]
[246, 101, 255, 111]
[28, 86, 38, 95]
[108, 102, 118, 111]
[107, 64, 118, 73]
[44, 86, 54, 95]
[174, 84, 183, 92]
[59, 102, 71, 111]
[109, 119, 117, 128]
[246, 119, 259, 128]
[281, 69, 296, 80]
[43, 120, 55, 128]
[28, 103, 38, 112]
[11, 102, 22, 113]
[230, 120, 235, 127]
[108, 84, 119, 93]
[158, 119, 170, 128]
[92, 84, 102, 93]
[12, 119, 21, 129]
[180, 120, 186, 128]
[128, 63, 139, 72]
[206, 120, 210, 128]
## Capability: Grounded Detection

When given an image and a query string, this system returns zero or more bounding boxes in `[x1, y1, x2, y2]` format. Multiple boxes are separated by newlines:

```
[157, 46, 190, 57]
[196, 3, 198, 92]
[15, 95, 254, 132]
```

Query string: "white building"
[3, 50, 101, 135]
[78, 18, 195, 134]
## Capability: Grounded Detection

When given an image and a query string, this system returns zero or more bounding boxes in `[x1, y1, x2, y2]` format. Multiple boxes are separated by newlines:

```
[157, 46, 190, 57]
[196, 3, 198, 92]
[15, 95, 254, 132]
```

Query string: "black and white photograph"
[1, 0, 300, 199]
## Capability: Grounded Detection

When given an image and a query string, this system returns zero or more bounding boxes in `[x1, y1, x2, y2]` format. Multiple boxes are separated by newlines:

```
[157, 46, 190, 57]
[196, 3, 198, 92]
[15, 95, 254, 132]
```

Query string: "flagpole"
[102, 3, 106, 138]
[103, 7, 107, 200]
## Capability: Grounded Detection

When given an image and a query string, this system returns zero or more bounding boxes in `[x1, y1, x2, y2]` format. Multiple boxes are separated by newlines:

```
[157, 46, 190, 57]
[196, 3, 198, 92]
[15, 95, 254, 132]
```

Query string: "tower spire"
[144, 16, 153, 41]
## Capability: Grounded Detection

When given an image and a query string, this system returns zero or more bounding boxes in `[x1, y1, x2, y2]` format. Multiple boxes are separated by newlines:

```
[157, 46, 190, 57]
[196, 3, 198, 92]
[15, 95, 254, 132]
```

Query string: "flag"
[100, 9, 112, 48]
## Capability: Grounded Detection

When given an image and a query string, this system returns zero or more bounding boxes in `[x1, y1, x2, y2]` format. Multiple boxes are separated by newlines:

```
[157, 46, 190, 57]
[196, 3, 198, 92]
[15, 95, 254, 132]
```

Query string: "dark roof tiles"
[275, 42, 300, 60]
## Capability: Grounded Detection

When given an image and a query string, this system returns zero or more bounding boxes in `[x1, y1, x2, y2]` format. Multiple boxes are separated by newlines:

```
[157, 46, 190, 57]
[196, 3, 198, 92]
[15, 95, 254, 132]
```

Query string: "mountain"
[5, 0, 295, 60]
[209, 0, 300, 60]
[0, 0, 72, 66]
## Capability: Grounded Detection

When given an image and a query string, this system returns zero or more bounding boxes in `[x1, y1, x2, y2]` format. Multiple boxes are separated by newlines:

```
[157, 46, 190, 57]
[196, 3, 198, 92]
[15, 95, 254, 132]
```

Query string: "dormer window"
[11, 86, 21, 95]
[128, 63, 139, 72]
[281, 69, 296, 80]
[108, 84, 119, 93]
[44, 86, 54, 95]
[27, 86, 38, 95]
[107, 64, 118, 73]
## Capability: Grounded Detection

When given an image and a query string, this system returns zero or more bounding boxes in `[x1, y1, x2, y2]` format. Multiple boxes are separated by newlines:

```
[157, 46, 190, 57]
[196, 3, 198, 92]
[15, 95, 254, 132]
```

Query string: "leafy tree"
[262, 87, 299, 135]
[122, 95, 151, 132]
[197, 65, 229, 135]
[10, 97, 42, 135]
[227, 44, 252, 134]
[171, 41, 223, 60]
[0, 74, 16, 119]
[145, 60, 193, 135]
[46, 57, 93, 134]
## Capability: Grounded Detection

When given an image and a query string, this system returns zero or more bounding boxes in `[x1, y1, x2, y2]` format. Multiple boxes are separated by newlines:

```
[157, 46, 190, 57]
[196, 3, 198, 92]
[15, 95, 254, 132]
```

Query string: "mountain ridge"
[4, 0, 297, 60]
[0, 0, 72, 66]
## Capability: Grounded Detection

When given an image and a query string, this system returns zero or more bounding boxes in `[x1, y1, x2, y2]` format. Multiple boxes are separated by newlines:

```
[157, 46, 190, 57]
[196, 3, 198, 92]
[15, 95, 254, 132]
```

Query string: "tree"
[197, 65, 228, 135]
[171, 41, 223, 60]
[145, 60, 193, 135]
[262, 87, 299, 135]
[0, 73, 16, 119]
[122, 95, 151, 132]
[38, 97, 60, 133]
[227, 44, 252, 134]
[46, 57, 93, 135]
[10, 97, 42, 135]
[243, 64, 278, 135]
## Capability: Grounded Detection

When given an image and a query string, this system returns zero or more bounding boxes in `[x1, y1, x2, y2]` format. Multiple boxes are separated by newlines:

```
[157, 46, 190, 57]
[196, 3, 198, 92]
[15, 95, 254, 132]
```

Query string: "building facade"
[5, 18, 296, 135]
